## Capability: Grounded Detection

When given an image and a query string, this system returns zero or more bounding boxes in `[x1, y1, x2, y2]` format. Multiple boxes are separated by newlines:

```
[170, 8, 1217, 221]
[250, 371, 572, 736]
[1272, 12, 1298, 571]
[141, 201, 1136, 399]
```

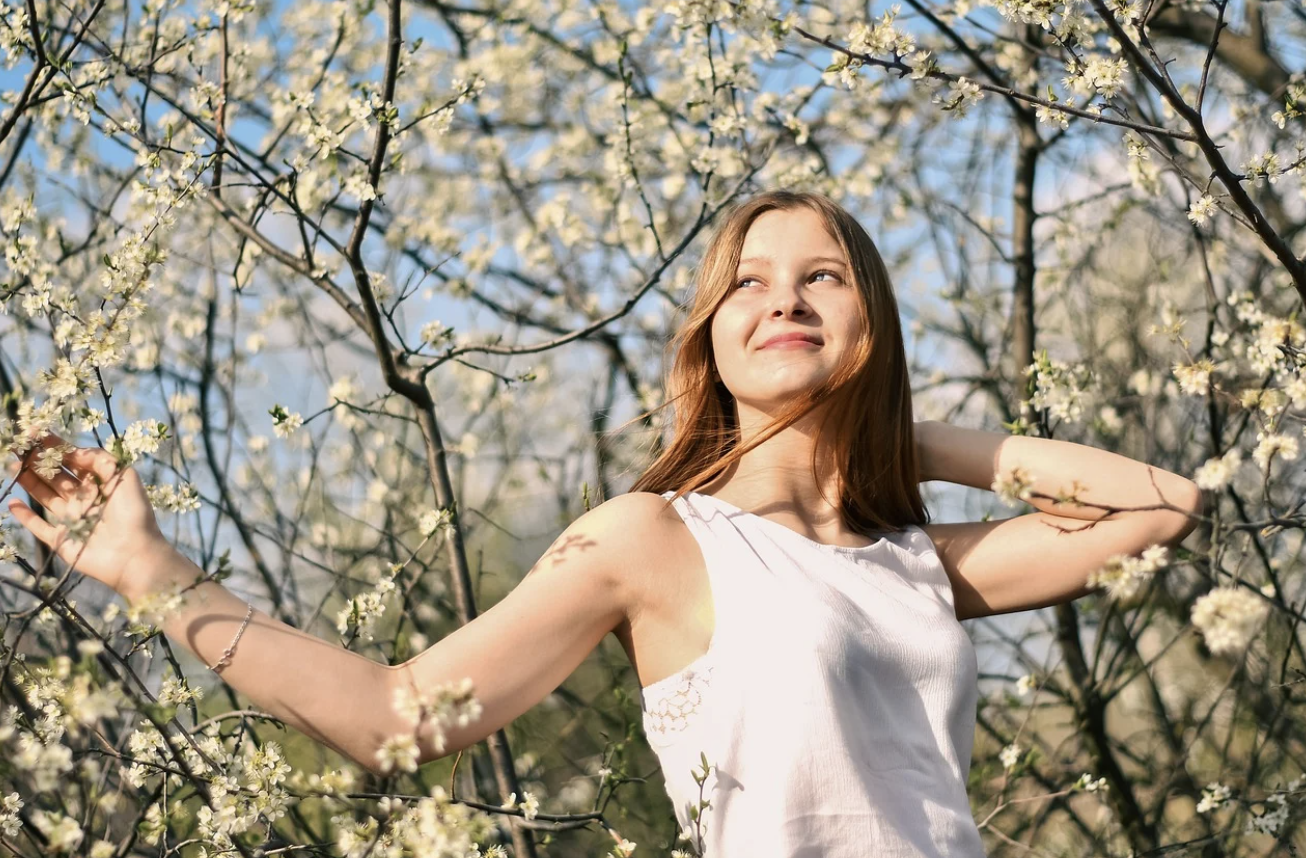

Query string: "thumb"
[7, 498, 62, 549]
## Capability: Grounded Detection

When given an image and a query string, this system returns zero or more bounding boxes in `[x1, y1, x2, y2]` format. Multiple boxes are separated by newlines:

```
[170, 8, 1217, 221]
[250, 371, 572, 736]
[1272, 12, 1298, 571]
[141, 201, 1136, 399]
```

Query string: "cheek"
[709, 311, 750, 369]
[835, 301, 867, 343]
[841, 316, 866, 346]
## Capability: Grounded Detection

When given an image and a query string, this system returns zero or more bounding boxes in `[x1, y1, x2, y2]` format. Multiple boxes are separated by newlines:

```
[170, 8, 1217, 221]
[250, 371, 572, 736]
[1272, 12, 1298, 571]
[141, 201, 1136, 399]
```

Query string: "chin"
[763, 367, 829, 390]
[735, 383, 827, 409]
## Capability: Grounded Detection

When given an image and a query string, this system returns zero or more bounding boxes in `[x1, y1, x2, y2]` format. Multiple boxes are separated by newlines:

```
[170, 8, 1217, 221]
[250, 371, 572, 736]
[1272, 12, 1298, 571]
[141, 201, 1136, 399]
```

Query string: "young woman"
[8, 190, 1202, 855]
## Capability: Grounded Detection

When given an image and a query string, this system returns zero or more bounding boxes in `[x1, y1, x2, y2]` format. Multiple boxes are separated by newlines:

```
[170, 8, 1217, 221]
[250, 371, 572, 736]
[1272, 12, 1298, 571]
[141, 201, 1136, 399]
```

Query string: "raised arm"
[7, 434, 650, 776]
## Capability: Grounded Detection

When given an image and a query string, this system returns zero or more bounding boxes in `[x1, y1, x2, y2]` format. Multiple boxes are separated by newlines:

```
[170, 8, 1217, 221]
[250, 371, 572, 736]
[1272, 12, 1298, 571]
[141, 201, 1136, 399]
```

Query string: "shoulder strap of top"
[656, 488, 747, 610]
[659, 490, 735, 546]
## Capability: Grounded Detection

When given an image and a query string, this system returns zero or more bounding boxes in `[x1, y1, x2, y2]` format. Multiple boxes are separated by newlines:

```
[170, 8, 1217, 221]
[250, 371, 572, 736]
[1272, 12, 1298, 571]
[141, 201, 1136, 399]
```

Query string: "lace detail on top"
[642, 663, 715, 740]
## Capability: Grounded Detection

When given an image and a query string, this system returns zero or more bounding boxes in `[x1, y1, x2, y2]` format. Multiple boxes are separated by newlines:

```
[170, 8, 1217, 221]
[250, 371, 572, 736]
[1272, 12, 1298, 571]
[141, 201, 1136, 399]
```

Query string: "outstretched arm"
[122, 550, 404, 775]
[7, 434, 643, 776]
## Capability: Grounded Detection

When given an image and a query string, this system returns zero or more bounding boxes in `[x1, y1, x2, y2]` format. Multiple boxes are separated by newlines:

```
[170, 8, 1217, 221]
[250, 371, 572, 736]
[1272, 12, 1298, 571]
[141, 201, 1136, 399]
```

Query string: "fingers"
[9, 450, 61, 510]
[11, 434, 119, 488]
[15, 432, 68, 462]
[16, 434, 72, 478]
[7, 498, 63, 548]
[48, 469, 81, 497]
[64, 446, 121, 485]
[12, 435, 74, 505]
[4, 436, 123, 520]
[16, 474, 60, 511]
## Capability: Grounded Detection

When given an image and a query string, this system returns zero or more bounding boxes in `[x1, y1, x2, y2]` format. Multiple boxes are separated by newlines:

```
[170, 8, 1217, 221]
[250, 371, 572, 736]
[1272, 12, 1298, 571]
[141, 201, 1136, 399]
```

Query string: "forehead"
[738, 208, 844, 261]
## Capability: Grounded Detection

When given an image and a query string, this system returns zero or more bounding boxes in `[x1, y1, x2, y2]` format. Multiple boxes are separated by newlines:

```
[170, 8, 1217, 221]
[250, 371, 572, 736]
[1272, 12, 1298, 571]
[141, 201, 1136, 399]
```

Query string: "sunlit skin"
[702, 206, 872, 546]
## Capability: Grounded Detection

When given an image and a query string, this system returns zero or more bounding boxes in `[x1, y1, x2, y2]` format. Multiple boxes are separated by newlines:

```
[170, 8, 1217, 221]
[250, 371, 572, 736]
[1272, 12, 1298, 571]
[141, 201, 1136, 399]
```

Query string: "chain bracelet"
[209, 603, 254, 675]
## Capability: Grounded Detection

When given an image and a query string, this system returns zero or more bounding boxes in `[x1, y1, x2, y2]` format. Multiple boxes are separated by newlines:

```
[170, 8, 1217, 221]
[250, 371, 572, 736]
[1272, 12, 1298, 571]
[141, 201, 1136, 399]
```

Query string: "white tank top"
[639, 490, 986, 857]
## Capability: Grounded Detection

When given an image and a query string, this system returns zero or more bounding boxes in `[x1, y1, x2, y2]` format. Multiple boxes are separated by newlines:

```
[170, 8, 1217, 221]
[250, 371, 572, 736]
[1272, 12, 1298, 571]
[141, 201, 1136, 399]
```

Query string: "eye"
[735, 277, 758, 290]
[812, 270, 842, 283]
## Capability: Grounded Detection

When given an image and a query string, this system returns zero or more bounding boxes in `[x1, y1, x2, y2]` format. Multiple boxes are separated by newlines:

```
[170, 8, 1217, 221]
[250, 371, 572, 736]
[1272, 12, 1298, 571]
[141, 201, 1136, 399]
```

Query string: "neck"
[700, 403, 843, 524]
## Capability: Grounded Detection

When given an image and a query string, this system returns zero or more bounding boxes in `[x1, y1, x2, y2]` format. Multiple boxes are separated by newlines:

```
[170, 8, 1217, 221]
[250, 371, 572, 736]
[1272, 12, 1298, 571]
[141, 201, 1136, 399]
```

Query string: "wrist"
[914, 420, 941, 482]
[121, 543, 202, 605]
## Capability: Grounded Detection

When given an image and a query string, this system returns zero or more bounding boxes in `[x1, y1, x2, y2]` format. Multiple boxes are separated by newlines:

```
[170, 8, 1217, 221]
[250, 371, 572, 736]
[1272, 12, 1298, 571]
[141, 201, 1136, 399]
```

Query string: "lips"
[759, 332, 823, 349]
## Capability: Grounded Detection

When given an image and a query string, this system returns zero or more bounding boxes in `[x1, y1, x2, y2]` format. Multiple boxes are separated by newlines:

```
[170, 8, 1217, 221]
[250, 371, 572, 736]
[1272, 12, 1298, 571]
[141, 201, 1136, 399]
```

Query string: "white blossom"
[1252, 431, 1299, 471]
[146, 482, 201, 514]
[31, 809, 83, 852]
[342, 171, 377, 203]
[1240, 152, 1280, 185]
[270, 405, 303, 438]
[421, 320, 454, 346]
[992, 466, 1036, 507]
[391, 676, 483, 756]
[935, 76, 984, 116]
[375, 733, 420, 774]
[1194, 449, 1241, 490]
[1187, 195, 1217, 226]
[1197, 782, 1231, 813]
[1024, 352, 1093, 422]
[1088, 544, 1171, 603]
[31, 443, 70, 481]
[1073, 772, 1109, 792]
[1245, 792, 1289, 836]
[846, 7, 914, 57]
[336, 574, 396, 643]
[328, 375, 358, 406]
[1191, 587, 1269, 656]
[419, 507, 453, 538]
[1036, 98, 1072, 129]
[157, 675, 204, 706]
[1173, 359, 1216, 396]
[0, 793, 22, 837]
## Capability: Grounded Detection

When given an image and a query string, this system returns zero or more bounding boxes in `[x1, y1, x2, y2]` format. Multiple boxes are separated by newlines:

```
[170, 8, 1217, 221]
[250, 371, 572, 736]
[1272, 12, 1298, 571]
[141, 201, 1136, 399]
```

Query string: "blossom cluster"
[1087, 544, 1172, 604]
[387, 675, 485, 763]
[331, 785, 499, 857]
[1190, 587, 1270, 656]
[145, 481, 202, 514]
[992, 465, 1036, 507]
[337, 571, 398, 643]
[1023, 351, 1095, 425]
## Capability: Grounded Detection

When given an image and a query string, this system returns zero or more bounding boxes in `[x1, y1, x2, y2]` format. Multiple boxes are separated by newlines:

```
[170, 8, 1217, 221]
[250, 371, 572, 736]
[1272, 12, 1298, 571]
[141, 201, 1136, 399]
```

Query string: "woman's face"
[710, 207, 864, 413]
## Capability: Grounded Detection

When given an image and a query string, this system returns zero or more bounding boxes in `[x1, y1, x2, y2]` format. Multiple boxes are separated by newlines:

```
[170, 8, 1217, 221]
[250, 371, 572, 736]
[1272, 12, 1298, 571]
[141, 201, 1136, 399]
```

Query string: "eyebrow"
[737, 255, 848, 268]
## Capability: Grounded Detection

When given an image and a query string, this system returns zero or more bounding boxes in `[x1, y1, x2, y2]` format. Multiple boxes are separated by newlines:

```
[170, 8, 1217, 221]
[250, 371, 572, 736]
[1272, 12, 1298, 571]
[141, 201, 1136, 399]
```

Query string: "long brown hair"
[627, 189, 929, 535]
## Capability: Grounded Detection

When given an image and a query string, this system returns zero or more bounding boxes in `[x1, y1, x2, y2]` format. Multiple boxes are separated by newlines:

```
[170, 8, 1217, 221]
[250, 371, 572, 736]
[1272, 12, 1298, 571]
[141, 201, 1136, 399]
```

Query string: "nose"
[767, 279, 812, 319]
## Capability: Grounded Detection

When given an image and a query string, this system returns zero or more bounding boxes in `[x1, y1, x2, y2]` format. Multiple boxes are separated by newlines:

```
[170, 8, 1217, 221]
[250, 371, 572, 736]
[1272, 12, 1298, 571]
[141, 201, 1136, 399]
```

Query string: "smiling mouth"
[759, 334, 823, 349]
[761, 339, 820, 349]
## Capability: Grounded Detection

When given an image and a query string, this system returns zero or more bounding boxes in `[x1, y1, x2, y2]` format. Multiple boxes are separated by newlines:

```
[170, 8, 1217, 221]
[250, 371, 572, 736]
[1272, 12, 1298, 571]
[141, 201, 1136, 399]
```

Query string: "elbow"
[360, 662, 453, 777]
[322, 736, 391, 779]
[1163, 480, 1204, 544]
[1182, 480, 1205, 528]
[355, 663, 408, 779]
[358, 755, 390, 779]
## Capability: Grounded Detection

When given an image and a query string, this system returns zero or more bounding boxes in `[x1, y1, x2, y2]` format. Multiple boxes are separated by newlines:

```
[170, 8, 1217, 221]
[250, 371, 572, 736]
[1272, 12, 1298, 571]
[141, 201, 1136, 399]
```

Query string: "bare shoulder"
[542, 492, 681, 562]
[538, 491, 690, 620]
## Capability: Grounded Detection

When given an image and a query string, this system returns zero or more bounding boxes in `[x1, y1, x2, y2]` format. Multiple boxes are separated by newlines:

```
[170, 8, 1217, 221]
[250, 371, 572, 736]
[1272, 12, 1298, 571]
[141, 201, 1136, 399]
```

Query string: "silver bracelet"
[209, 603, 254, 675]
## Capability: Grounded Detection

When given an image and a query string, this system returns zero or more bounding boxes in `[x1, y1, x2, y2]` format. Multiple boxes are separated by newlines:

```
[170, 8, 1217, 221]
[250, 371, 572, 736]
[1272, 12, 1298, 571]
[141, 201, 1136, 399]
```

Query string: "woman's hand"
[6, 433, 173, 596]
